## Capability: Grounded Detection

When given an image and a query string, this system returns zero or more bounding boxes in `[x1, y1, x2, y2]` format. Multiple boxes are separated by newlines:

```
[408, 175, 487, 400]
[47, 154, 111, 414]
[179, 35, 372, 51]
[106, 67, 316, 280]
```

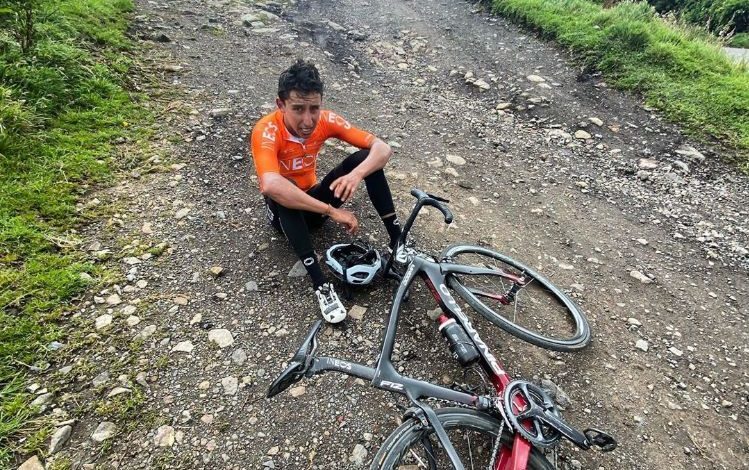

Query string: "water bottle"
[429, 310, 480, 366]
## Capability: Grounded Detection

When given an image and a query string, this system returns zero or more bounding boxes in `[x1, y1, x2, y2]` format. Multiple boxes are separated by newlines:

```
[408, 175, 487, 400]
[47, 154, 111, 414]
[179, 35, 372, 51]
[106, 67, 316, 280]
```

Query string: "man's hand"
[328, 207, 359, 235]
[330, 172, 363, 203]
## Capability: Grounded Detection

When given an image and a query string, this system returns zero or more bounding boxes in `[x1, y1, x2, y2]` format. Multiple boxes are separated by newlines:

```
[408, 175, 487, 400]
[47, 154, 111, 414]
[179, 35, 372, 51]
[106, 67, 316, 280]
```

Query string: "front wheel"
[441, 244, 591, 352]
[370, 407, 554, 469]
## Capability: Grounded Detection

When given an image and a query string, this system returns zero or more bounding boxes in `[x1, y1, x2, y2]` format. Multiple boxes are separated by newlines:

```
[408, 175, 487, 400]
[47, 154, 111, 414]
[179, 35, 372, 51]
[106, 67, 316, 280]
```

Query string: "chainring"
[503, 380, 562, 448]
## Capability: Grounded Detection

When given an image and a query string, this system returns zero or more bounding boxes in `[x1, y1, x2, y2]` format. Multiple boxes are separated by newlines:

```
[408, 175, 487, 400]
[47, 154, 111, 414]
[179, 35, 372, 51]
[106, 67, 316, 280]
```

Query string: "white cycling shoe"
[315, 283, 347, 324]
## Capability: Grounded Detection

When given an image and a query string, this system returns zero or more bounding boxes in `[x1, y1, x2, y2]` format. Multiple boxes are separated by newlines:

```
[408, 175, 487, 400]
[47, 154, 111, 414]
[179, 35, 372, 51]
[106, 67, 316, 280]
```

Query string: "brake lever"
[427, 192, 450, 203]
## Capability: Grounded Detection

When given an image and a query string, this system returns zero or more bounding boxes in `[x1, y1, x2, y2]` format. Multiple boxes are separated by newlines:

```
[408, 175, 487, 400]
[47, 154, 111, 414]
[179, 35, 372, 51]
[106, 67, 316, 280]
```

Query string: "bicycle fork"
[405, 394, 468, 470]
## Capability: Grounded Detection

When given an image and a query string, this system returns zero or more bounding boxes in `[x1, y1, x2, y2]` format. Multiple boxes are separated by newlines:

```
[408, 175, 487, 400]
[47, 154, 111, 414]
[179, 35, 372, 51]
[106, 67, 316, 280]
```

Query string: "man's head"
[276, 60, 324, 139]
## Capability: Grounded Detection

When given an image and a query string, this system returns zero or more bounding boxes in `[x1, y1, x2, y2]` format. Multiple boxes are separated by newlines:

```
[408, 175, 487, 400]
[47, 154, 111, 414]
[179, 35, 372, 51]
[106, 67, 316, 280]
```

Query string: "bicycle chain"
[488, 419, 505, 470]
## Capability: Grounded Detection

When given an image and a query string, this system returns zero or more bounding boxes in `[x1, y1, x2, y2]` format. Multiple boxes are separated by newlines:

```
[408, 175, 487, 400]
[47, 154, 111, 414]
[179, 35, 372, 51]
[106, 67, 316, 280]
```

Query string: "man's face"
[277, 91, 322, 139]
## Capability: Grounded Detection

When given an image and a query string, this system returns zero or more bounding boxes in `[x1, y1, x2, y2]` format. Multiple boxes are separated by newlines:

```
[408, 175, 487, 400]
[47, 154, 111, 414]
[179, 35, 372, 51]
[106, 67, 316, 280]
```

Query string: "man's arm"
[330, 138, 392, 202]
[260, 173, 359, 234]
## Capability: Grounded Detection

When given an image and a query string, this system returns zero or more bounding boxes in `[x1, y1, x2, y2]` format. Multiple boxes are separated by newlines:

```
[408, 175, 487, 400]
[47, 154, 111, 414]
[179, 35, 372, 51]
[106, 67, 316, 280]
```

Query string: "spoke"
[466, 433, 474, 470]
[407, 448, 428, 468]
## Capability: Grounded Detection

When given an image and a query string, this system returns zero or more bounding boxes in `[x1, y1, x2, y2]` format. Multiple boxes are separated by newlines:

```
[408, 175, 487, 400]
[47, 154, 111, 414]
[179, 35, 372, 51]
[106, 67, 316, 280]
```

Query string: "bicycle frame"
[269, 190, 615, 468]
[287, 252, 533, 470]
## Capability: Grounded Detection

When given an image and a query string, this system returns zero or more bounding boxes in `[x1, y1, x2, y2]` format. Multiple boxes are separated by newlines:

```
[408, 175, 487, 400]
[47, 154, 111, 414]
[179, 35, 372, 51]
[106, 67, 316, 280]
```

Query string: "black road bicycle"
[268, 189, 615, 469]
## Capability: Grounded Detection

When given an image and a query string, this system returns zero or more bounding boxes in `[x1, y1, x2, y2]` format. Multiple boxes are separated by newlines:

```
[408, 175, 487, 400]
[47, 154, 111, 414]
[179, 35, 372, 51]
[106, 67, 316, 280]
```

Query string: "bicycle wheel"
[370, 407, 554, 469]
[441, 244, 591, 352]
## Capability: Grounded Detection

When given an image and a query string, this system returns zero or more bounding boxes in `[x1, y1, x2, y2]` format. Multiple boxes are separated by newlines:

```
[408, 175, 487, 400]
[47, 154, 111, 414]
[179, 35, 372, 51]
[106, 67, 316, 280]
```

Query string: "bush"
[649, 0, 749, 34]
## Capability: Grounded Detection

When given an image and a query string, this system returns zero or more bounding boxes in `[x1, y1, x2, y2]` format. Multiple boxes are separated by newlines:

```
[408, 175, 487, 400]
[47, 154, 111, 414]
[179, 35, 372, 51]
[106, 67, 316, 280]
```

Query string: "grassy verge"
[491, 0, 749, 170]
[0, 0, 150, 464]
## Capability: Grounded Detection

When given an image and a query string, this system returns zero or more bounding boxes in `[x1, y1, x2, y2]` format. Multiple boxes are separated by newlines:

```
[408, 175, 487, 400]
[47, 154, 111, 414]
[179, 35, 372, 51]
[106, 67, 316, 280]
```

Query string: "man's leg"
[265, 198, 347, 323]
[265, 198, 326, 288]
[310, 149, 402, 248]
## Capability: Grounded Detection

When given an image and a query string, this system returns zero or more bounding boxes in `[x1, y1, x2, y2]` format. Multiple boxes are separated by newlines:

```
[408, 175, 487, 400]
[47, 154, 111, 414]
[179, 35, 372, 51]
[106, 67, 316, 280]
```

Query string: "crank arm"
[527, 409, 591, 450]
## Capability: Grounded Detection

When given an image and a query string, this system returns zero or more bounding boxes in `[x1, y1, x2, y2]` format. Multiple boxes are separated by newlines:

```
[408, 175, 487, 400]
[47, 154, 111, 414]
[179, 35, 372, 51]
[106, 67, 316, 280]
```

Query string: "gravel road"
[23, 0, 749, 469]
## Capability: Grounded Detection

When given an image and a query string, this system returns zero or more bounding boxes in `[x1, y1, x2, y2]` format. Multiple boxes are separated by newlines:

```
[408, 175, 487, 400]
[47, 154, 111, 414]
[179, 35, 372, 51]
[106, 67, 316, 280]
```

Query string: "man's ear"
[276, 97, 285, 111]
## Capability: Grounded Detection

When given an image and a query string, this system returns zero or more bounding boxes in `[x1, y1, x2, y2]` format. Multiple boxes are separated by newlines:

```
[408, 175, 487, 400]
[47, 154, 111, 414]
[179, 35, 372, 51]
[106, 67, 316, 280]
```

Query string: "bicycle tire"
[370, 407, 554, 469]
[441, 244, 591, 352]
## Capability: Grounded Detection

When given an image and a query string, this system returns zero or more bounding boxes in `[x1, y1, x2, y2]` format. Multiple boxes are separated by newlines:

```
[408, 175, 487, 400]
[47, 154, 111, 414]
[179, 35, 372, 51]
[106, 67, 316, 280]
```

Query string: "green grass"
[491, 0, 749, 170]
[729, 32, 749, 47]
[0, 0, 151, 465]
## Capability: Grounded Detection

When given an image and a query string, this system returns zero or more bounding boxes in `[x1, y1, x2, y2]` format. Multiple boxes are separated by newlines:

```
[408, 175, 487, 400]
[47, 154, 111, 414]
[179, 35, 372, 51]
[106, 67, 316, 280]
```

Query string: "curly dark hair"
[277, 59, 324, 101]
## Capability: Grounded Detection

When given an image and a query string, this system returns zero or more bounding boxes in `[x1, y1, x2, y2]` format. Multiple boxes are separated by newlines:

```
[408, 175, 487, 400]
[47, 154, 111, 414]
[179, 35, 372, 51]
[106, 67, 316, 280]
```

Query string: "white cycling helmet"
[325, 241, 382, 285]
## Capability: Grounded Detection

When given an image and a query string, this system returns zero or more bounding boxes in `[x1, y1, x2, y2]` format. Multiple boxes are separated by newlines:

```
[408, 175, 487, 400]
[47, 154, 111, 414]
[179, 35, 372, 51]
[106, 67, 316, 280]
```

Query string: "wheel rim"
[445, 246, 589, 349]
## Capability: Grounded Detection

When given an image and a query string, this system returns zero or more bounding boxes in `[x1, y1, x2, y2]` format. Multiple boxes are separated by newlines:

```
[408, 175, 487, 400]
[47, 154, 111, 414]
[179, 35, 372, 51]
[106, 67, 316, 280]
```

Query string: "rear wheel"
[370, 408, 554, 469]
[441, 244, 591, 352]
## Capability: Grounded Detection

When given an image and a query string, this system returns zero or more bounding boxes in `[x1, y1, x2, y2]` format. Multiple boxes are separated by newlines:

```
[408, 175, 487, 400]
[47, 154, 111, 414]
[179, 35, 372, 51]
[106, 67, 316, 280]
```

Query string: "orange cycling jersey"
[250, 109, 375, 191]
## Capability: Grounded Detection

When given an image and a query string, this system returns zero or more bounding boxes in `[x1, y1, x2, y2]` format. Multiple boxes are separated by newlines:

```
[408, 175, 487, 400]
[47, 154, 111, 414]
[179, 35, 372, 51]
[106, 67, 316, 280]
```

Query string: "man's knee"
[347, 149, 369, 167]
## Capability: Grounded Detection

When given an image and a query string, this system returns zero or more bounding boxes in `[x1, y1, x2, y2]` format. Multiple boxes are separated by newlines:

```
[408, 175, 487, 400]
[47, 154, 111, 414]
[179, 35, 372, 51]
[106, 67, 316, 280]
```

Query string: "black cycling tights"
[265, 149, 400, 287]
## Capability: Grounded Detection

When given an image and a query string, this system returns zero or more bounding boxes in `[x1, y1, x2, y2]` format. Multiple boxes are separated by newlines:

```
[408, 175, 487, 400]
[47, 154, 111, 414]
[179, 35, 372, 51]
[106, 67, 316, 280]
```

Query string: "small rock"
[136, 372, 149, 388]
[92, 371, 110, 387]
[18, 456, 44, 470]
[288, 259, 308, 277]
[446, 154, 466, 166]
[629, 270, 653, 284]
[636, 238, 648, 245]
[208, 329, 234, 348]
[635, 339, 649, 352]
[558, 263, 574, 270]
[171, 341, 194, 353]
[154, 425, 175, 447]
[105, 294, 121, 306]
[669, 347, 683, 357]
[673, 160, 689, 173]
[675, 145, 705, 163]
[289, 386, 306, 398]
[245, 281, 259, 291]
[126, 315, 141, 327]
[527, 74, 545, 83]
[121, 305, 137, 316]
[209, 266, 224, 277]
[627, 318, 642, 327]
[91, 421, 117, 442]
[173, 295, 189, 305]
[107, 387, 131, 398]
[574, 130, 592, 140]
[589, 117, 603, 126]
[49, 424, 72, 454]
[30, 393, 53, 409]
[141, 223, 153, 234]
[175, 208, 190, 220]
[222, 376, 239, 395]
[349, 443, 368, 467]
[496, 102, 512, 110]
[136, 325, 157, 340]
[326, 20, 346, 31]
[348, 305, 367, 321]
[231, 348, 247, 365]
[209, 108, 230, 118]
[638, 158, 659, 170]
[95, 314, 113, 330]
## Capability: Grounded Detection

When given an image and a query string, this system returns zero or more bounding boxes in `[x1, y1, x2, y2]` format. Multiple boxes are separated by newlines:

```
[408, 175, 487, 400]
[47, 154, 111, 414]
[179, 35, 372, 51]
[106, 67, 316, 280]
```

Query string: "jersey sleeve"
[322, 111, 376, 149]
[250, 117, 281, 177]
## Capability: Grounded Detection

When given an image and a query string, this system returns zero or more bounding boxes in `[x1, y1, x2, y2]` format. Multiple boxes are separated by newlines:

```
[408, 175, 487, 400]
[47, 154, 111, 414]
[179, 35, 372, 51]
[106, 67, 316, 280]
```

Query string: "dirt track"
[28, 0, 749, 468]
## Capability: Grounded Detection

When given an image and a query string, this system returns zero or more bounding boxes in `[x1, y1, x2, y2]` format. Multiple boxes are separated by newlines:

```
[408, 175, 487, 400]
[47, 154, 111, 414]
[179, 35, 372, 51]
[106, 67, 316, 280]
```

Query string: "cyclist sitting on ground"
[249, 59, 403, 324]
